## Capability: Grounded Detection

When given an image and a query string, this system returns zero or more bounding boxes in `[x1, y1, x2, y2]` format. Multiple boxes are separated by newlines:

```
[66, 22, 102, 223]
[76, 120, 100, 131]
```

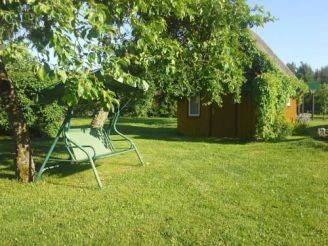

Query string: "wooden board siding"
[211, 95, 256, 138]
[284, 98, 297, 123]
[177, 95, 295, 138]
[177, 97, 211, 137]
[236, 96, 257, 138]
[210, 95, 237, 137]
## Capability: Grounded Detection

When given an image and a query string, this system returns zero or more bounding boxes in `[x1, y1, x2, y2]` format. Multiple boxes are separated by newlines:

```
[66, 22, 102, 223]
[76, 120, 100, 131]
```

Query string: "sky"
[247, 0, 328, 71]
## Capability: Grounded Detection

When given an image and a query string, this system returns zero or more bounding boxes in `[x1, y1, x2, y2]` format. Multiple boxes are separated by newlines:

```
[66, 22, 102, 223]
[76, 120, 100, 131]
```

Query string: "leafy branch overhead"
[1, 0, 275, 109]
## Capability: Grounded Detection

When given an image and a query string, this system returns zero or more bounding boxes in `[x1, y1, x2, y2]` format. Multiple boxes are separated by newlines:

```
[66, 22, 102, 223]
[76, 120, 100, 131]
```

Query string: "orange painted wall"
[284, 99, 297, 123]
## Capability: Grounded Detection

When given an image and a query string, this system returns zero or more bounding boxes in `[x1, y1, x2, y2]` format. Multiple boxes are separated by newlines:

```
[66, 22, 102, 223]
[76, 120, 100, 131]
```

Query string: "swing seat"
[65, 128, 113, 161]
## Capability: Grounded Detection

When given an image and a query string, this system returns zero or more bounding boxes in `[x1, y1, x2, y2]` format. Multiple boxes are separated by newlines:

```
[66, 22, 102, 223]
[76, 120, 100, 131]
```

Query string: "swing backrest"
[65, 128, 112, 161]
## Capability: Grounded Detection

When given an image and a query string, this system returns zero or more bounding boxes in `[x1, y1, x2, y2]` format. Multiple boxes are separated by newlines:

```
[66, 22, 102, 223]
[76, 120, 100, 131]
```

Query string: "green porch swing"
[36, 78, 147, 188]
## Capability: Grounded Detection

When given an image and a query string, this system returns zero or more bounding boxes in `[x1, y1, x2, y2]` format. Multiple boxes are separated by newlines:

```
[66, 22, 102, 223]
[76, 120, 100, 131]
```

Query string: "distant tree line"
[287, 62, 328, 117]
[287, 62, 328, 84]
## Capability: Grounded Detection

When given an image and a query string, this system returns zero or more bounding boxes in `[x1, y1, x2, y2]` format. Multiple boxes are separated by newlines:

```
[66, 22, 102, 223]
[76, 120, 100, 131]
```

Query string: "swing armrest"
[71, 145, 97, 159]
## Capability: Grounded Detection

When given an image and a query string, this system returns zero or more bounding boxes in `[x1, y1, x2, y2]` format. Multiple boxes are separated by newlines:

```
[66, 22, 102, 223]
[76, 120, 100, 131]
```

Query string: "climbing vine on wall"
[251, 52, 307, 140]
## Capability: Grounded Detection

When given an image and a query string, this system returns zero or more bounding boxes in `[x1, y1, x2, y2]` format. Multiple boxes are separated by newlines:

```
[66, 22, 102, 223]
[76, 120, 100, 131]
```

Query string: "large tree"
[287, 62, 297, 75]
[93, 0, 274, 125]
[296, 62, 314, 82]
[317, 84, 328, 118]
[1, 0, 271, 182]
[314, 66, 328, 84]
[120, 1, 274, 105]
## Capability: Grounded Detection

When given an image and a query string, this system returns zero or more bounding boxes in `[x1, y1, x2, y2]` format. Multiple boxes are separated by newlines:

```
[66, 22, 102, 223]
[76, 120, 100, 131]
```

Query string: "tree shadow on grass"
[38, 158, 141, 189]
[87, 117, 254, 145]
[1, 117, 318, 182]
[269, 137, 307, 144]
[32, 139, 91, 180]
[118, 117, 176, 126]
[302, 124, 328, 137]
[70, 117, 312, 146]
[42, 163, 92, 177]
[0, 137, 75, 180]
[123, 126, 253, 144]
[0, 165, 16, 180]
[116, 118, 328, 146]
[293, 123, 328, 145]
[0, 138, 16, 180]
[115, 122, 265, 145]
[0, 130, 141, 182]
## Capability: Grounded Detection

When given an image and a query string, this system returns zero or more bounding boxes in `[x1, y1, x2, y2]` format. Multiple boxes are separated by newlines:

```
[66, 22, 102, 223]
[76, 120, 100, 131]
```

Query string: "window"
[286, 98, 291, 107]
[188, 95, 200, 117]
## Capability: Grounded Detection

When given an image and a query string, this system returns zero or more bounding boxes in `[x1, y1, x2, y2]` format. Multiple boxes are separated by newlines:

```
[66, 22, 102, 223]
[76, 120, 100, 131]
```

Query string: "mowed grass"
[0, 117, 327, 245]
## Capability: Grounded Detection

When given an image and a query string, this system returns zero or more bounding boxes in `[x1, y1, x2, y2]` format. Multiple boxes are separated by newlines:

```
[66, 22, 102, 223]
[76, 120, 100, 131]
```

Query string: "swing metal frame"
[36, 102, 144, 189]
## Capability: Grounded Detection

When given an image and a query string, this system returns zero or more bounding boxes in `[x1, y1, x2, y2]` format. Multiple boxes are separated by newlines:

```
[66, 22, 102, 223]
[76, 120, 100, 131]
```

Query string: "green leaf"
[37, 67, 47, 81]
[77, 83, 85, 97]
[57, 70, 67, 82]
[87, 28, 98, 39]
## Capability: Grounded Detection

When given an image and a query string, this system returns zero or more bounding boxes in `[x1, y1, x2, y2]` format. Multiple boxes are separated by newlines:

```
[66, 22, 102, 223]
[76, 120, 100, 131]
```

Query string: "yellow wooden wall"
[235, 96, 257, 138]
[177, 97, 211, 137]
[177, 95, 296, 138]
[284, 99, 297, 123]
[210, 96, 237, 137]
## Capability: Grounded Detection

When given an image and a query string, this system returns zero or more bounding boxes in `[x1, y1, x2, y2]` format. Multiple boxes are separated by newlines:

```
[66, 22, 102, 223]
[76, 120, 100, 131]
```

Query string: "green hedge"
[0, 59, 65, 137]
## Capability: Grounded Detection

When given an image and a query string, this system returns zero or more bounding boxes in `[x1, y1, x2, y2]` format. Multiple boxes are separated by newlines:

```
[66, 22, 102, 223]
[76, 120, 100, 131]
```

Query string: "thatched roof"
[250, 30, 296, 78]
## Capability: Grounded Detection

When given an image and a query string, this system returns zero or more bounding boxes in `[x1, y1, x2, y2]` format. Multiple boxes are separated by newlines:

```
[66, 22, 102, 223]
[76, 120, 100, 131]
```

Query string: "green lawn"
[0, 117, 327, 245]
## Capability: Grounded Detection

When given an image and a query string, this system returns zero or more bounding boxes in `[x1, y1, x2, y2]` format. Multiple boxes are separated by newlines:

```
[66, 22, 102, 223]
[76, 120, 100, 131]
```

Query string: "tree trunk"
[91, 108, 109, 129]
[0, 63, 35, 182]
[312, 93, 315, 120]
[297, 103, 301, 115]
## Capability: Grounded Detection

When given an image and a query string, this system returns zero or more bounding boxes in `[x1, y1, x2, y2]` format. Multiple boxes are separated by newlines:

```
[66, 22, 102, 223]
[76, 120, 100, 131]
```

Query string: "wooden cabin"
[177, 95, 297, 138]
[177, 32, 297, 138]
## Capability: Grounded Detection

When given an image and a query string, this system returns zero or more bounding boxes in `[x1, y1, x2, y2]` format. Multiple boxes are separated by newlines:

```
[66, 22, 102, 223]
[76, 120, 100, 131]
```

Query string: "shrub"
[317, 84, 328, 116]
[0, 56, 65, 137]
[32, 102, 65, 137]
[293, 121, 309, 136]
[272, 115, 294, 141]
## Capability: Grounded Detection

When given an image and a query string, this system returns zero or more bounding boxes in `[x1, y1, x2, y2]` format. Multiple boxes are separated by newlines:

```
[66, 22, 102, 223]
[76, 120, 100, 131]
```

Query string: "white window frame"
[188, 95, 201, 117]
